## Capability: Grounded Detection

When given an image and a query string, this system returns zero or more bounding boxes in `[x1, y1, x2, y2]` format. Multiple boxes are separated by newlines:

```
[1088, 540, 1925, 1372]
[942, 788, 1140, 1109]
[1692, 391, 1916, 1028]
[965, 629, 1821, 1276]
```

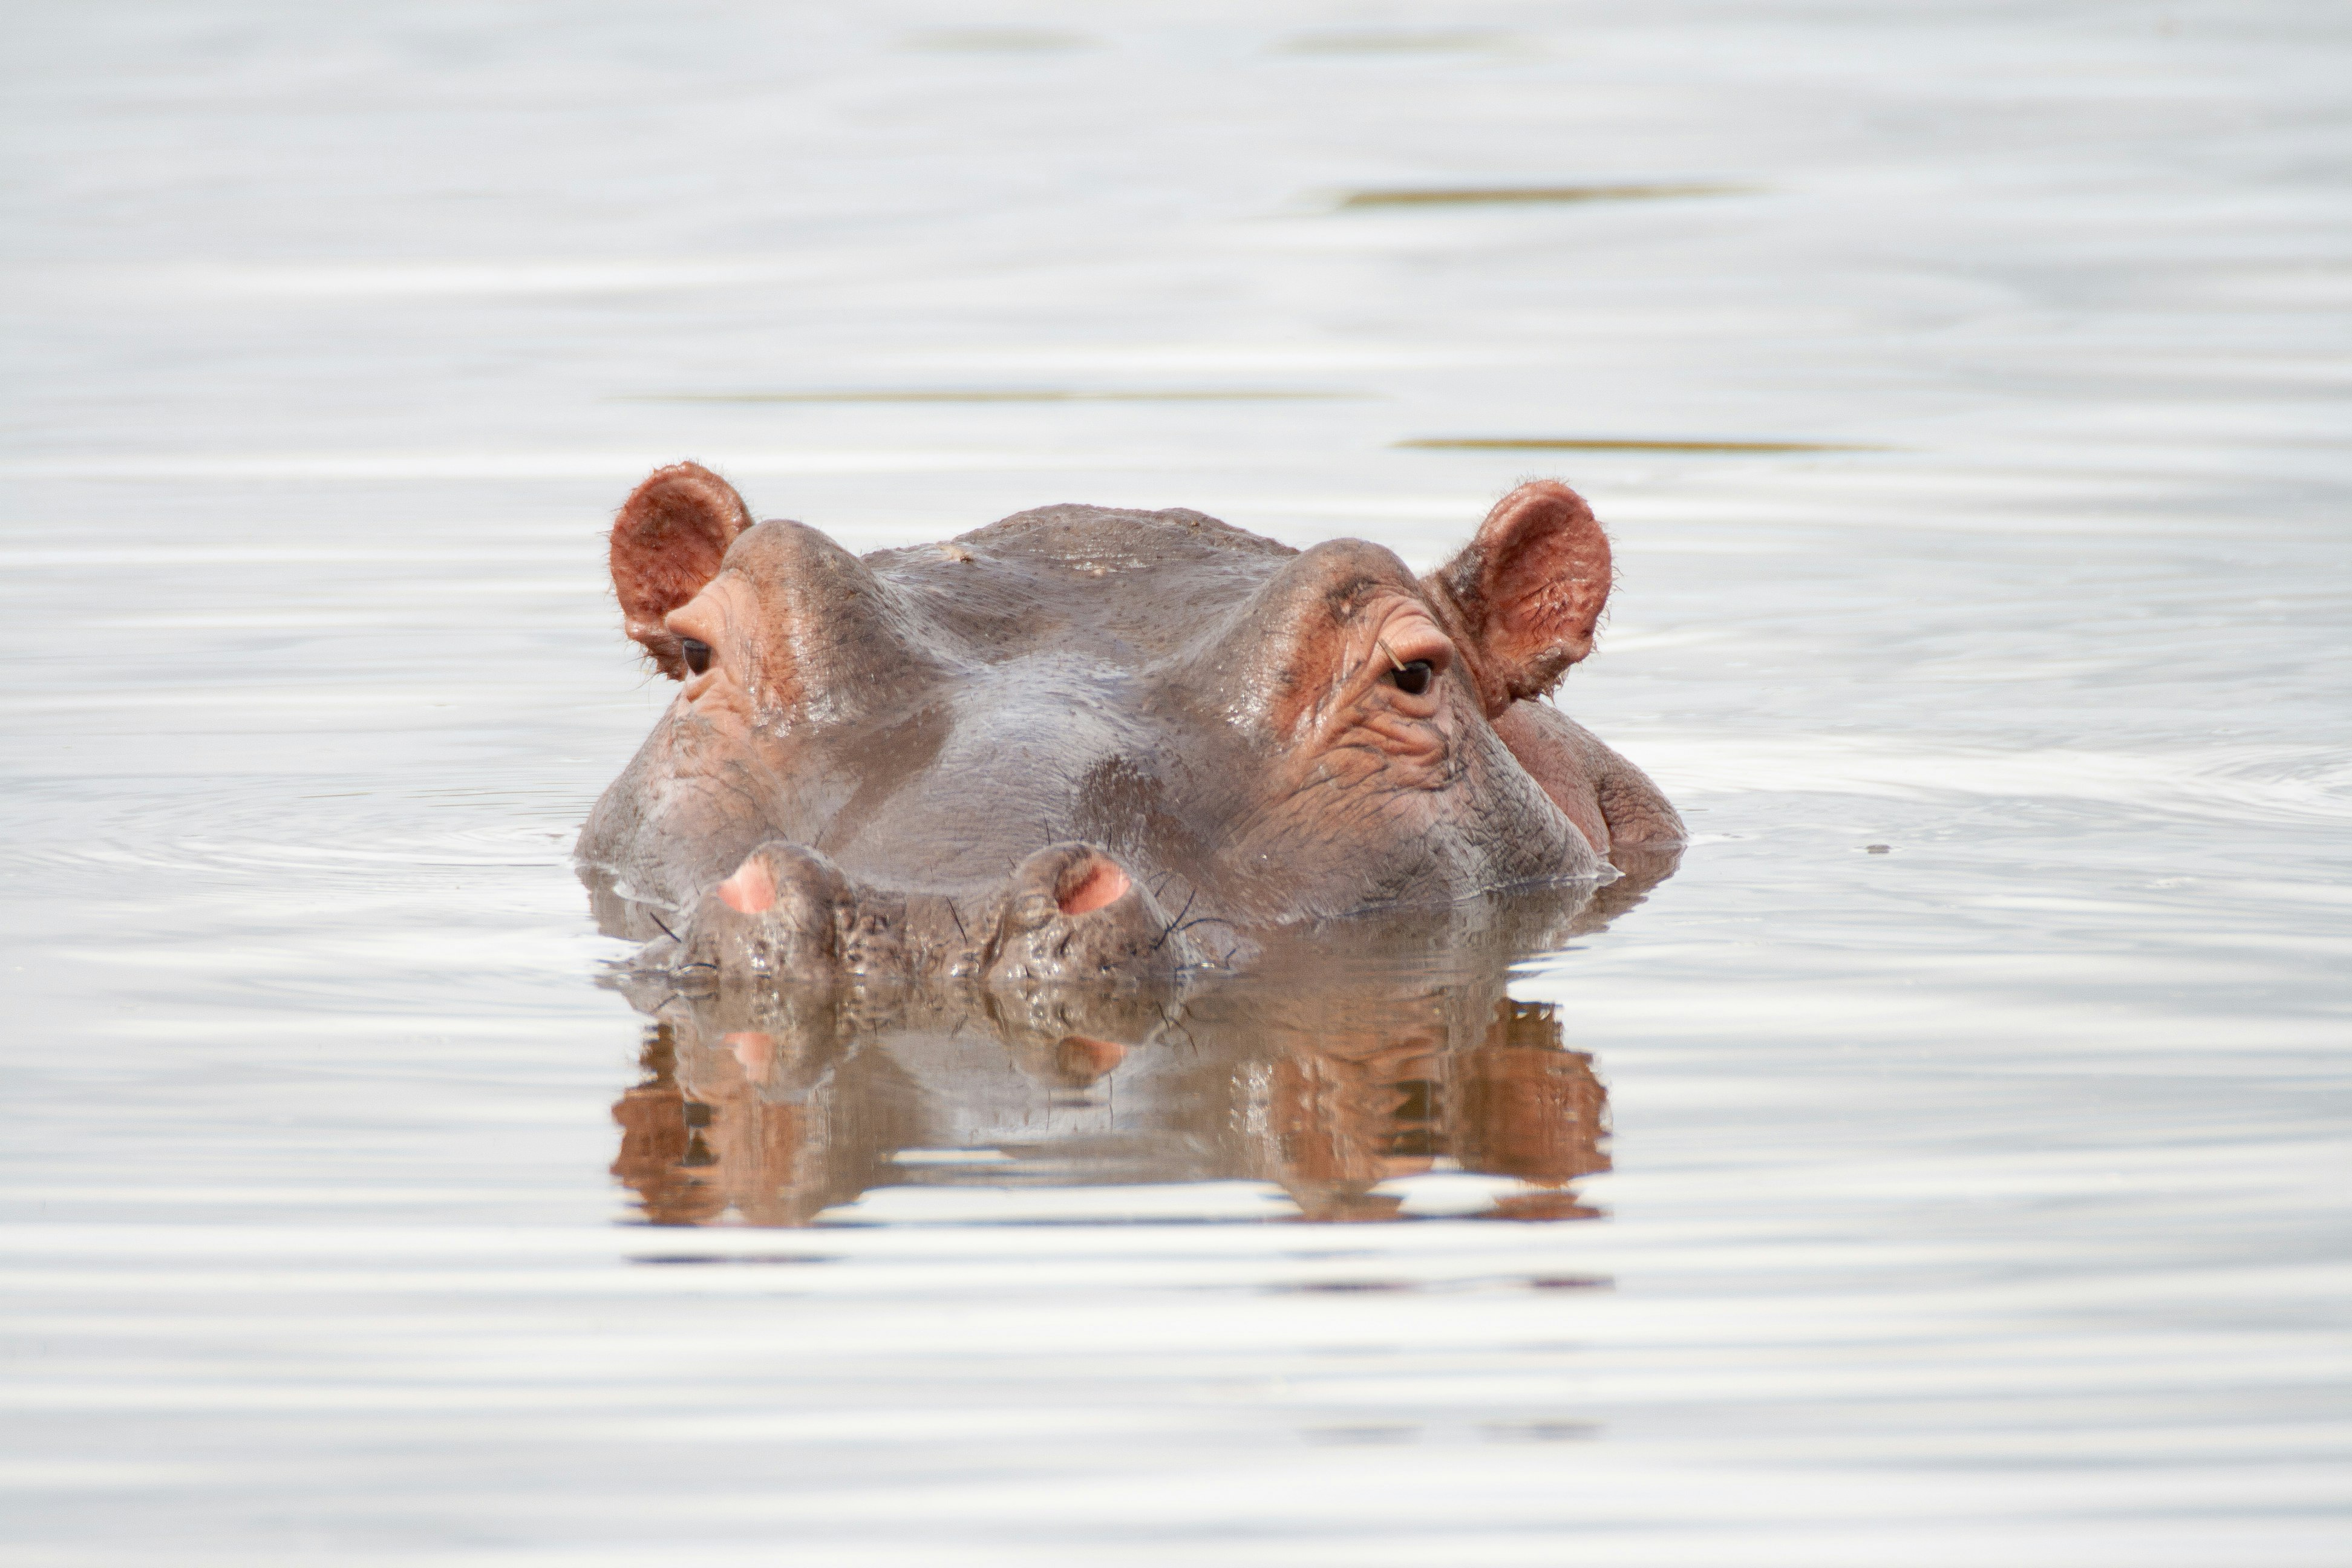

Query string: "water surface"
[2, 2, 2348, 1563]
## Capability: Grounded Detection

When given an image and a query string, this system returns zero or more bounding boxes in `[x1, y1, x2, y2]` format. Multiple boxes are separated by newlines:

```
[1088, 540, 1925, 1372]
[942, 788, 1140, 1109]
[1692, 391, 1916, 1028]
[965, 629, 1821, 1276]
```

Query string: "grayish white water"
[2, 2, 2348, 1563]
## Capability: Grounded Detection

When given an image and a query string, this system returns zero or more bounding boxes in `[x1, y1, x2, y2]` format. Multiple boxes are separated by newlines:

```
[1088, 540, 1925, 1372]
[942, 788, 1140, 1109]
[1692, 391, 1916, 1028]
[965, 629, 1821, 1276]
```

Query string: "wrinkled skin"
[582, 465, 1683, 1225]
[578, 460, 1684, 991]
[578, 463, 1683, 990]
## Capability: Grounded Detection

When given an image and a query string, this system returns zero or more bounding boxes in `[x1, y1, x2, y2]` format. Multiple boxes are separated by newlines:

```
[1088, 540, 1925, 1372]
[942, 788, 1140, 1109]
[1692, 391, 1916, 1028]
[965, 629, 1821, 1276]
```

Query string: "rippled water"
[4, 2, 2349, 1562]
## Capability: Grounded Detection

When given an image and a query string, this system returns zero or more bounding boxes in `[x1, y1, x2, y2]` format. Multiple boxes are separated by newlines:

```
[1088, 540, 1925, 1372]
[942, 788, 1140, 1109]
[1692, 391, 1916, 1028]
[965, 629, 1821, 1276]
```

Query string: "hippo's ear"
[610, 463, 755, 678]
[1424, 480, 1613, 717]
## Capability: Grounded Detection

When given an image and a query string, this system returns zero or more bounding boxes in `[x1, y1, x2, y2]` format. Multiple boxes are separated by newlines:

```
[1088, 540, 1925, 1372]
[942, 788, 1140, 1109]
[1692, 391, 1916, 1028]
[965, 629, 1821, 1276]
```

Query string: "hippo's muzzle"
[987, 843, 1189, 988]
[676, 839, 1197, 996]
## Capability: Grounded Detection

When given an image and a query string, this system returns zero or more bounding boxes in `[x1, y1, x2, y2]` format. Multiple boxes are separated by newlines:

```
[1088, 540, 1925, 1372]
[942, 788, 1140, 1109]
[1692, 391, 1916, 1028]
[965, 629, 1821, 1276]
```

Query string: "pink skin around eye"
[665, 583, 738, 700]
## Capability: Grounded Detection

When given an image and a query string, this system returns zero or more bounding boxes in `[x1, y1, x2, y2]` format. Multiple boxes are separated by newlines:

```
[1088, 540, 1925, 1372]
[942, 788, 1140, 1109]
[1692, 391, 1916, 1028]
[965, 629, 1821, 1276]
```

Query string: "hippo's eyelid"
[1371, 619, 1448, 699]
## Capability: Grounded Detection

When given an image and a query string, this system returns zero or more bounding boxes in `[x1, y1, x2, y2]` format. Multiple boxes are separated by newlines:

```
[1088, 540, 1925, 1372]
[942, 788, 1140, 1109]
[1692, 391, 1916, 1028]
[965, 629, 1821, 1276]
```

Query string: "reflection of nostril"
[1057, 858, 1129, 916]
[725, 1031, 775, 1076]
[1057, 1035, 1128, 1080]
[717, 857, 777, 914]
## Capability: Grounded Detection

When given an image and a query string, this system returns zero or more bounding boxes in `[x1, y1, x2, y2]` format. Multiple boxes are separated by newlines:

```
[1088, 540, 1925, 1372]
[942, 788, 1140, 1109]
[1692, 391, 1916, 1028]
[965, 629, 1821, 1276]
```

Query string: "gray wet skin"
[577, 463, 1683, 984]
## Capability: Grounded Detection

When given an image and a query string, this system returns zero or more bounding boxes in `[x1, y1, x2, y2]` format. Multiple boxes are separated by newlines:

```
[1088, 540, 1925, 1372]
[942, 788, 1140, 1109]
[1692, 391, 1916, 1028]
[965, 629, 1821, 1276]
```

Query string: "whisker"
[1171, 913, 1238, 939]
[1151, 889, 1198, 952]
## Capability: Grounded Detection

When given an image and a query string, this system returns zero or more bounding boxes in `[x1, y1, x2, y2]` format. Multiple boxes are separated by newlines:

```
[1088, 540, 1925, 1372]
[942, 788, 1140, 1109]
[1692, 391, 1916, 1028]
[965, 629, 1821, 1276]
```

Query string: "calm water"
[4, 2, 2348, 1562]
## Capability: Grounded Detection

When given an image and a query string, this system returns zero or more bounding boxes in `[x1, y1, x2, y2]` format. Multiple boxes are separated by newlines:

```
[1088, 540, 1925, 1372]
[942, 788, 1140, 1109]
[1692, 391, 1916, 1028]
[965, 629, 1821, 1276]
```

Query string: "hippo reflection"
[577, 463, 1682, 975]
[606, 893, 1622, 1226]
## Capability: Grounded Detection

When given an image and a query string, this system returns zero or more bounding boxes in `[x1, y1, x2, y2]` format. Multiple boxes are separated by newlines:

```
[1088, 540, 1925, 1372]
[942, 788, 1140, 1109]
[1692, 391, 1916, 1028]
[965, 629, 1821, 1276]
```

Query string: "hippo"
[578, 462, 1682, 985]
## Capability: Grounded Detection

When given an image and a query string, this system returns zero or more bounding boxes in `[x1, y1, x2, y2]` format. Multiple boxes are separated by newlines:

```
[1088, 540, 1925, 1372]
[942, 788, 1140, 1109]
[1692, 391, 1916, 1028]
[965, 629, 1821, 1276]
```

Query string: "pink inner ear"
[610, 463, 753, 671]
[1443, 480, 1613, 707]
[1492, 483, 1610, 642]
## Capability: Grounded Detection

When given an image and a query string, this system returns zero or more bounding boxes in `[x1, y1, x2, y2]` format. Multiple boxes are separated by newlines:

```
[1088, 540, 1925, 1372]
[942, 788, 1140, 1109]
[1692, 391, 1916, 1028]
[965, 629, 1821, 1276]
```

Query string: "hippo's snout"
[989, 843, 1194, 989]
[676, 838, 1196, 994]
[681, 841, 880, 984]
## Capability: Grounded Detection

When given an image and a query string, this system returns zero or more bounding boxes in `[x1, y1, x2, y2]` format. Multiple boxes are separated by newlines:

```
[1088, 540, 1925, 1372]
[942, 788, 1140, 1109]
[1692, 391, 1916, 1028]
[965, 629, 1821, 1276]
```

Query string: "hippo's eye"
[678, 638, 712, 676]
[1390, 660, 1433, 696]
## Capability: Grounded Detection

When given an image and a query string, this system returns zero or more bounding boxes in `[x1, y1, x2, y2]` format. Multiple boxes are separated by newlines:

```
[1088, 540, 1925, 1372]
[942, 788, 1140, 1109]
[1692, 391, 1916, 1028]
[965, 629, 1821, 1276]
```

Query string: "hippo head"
[579, 463, 1681, 985]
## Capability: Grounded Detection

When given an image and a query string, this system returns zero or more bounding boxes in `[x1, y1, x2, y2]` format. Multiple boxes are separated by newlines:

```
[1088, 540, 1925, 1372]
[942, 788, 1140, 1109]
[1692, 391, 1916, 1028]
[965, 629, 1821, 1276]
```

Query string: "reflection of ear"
[1425, 480, 1613, 717]
[610, 462, 754, 678]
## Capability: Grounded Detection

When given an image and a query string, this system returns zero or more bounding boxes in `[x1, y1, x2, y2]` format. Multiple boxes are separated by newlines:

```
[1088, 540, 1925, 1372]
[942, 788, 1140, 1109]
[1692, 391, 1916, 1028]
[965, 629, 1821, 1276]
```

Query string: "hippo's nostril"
[1056, 857, 1131, 916]
[991, 842, 1187, 985]
[717, 855, 778, 914]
